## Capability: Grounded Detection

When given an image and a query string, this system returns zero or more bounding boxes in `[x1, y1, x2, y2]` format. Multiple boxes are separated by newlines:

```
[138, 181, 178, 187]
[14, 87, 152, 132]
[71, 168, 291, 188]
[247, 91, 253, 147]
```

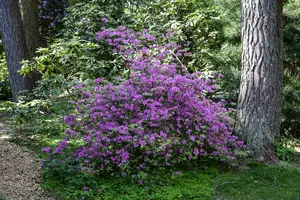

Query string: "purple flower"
[64, 115, 74, 125]
[42, 147, 51, 153]
[141, 47, 149, 54]
[160, 131, 167, 139]
[175, 171, 181, 175]
[95, 78, 103, 84]
[194, 148, 199, 157]
[101, 18, 109, 23]
[190, 135, 196, 142]
[139, 140, 146, 146]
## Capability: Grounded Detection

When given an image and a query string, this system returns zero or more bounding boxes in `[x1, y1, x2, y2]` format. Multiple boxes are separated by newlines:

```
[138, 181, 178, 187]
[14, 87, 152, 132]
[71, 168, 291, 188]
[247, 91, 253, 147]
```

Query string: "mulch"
[0, 122, 55, 200]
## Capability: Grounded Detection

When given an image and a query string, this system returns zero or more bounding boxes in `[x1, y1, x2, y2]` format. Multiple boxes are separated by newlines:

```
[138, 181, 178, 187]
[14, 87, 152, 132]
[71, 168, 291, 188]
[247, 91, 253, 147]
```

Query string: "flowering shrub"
[44, 24, 245, 176]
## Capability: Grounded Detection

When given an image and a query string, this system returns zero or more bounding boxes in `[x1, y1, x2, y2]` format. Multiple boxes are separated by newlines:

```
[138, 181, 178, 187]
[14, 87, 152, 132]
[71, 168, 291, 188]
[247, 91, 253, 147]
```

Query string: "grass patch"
[214, 163, 300, 200]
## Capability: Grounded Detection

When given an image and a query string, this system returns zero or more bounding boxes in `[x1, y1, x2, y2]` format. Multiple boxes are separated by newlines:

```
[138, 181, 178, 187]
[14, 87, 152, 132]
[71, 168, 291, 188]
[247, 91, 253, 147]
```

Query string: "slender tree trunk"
[0, 0, 34, 101]
[238, 0, 283, 162]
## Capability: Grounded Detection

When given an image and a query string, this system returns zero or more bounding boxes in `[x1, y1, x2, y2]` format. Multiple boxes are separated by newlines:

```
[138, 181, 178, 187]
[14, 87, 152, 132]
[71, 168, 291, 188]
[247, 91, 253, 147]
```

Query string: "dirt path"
[0, 122, 54, 200]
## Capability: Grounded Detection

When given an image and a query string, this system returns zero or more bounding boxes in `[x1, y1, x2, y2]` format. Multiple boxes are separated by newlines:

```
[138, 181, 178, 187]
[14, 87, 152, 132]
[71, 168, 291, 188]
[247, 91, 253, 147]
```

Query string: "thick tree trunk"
[238, 0, 283, 162]
[19, 0, 41, 58]
[0, 0, 34, 101]
[20, 0, 42, 84]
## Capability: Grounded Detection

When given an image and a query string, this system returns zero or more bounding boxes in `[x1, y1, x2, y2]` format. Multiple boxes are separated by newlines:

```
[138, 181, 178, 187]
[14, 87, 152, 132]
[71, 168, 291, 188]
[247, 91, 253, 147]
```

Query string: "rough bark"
[0, 0, 34, 101]
[238, 0, 283, 162]
[20, 0, 41, 84]
[19, 0, 41, 58]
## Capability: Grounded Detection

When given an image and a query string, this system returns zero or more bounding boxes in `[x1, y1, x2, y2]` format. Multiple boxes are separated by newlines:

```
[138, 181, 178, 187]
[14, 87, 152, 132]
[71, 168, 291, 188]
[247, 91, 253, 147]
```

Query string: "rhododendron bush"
[43, 24, 245, 176]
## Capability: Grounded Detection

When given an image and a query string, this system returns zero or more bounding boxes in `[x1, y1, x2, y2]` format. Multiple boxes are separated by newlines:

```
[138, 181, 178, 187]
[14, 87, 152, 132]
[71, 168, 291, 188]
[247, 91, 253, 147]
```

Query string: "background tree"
[0, 0, 34, 101]
[238, 0, 284, 162]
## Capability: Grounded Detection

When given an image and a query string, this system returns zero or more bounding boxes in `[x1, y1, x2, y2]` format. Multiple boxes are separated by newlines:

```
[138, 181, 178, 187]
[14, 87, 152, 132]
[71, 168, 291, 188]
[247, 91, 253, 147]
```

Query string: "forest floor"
[1, 118, 300, 199]
[0, 121, 54, 200]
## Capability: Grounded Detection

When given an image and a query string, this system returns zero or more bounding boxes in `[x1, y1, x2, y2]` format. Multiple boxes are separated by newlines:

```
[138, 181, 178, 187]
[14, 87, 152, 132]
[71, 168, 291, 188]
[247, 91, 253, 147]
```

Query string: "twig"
[214, 181, 236, 190]
[172, 52, 185, 67]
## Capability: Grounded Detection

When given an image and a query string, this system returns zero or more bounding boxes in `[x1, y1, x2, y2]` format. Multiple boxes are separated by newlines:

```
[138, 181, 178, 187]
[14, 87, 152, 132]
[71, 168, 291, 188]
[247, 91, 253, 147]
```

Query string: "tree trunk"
[19, 0, 42, 85]
[19, 0, 41, 58]
[238, 0, 283, 162]
[0, 0, 34, 101]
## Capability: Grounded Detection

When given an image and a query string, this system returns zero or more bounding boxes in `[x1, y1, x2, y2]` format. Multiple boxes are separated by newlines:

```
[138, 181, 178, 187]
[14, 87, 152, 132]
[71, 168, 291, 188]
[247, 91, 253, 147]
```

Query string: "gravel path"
[0, 122, 55, 200]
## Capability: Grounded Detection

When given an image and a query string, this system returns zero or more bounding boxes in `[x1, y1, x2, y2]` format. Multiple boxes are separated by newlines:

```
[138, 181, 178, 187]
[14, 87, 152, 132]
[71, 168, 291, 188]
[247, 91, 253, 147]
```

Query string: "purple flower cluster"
[45, 25, 245, 175]
[101, 18, 109, 23]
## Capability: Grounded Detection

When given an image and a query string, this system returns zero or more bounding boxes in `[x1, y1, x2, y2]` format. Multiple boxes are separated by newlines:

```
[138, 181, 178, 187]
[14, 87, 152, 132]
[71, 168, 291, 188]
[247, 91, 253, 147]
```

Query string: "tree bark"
[238, 0, 283, 162]
[19, 0, 41, 58]
[0, 0, 34, 101]
[20, 0, 42, 84]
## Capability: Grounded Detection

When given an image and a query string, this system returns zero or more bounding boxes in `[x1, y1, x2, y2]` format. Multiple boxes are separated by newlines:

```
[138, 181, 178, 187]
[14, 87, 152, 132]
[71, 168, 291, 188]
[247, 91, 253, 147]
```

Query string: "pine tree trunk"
[0, 0, 34, 101]
[238, 0, 283, 162]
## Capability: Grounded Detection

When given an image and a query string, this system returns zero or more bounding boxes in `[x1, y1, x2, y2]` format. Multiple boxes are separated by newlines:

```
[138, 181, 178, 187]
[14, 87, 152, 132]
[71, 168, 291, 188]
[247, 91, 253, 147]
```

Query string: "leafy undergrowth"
[42, 166, 215, 200]
[40, 160, 300, 200]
